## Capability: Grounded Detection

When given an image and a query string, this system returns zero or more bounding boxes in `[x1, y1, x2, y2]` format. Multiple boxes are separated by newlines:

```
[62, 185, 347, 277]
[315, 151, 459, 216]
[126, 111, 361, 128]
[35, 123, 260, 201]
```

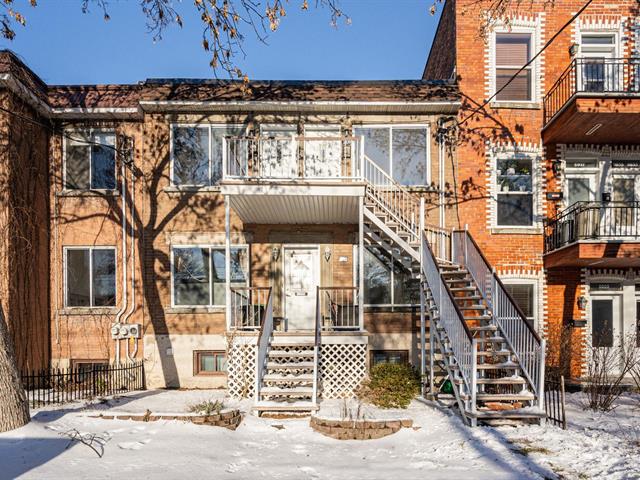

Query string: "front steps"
[253, 335, 319, 416]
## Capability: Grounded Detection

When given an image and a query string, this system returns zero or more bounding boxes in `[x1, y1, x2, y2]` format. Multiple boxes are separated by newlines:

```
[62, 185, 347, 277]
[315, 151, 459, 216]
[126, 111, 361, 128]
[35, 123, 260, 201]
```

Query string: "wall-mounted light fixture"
[577, 295, 588, 310]
[551, 160, 562, 177]
[569, 43, 579, 57]
[271, 247, 280, 262]
[324, 246, 332, 262]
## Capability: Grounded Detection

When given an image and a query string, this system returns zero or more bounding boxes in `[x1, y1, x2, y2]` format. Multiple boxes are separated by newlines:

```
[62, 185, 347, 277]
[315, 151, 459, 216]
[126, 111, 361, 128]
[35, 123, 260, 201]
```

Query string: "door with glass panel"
[566, 173, 597, 240]
[260, 125, 298, 178]
[579, 33, 618, 92]
[304, 126, 342, 178]
[591, 294, 623, 374]
[610, 175, 640, 237]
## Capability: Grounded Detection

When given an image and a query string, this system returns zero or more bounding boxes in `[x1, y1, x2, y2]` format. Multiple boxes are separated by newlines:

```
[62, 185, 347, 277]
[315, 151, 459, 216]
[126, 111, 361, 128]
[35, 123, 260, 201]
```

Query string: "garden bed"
[310, 416, 413, 440]
[89, 409, 242, 430]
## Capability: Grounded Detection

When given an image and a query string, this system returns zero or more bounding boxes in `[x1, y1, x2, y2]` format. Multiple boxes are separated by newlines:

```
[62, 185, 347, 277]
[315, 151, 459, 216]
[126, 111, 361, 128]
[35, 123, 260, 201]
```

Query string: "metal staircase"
[361, 155, 546, 426]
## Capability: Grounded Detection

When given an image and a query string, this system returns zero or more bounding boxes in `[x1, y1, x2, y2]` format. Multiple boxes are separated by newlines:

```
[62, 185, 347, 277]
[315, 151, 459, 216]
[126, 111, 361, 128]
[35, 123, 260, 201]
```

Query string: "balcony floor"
[221, 181, 365, 224]
[544, 240, 640, 268]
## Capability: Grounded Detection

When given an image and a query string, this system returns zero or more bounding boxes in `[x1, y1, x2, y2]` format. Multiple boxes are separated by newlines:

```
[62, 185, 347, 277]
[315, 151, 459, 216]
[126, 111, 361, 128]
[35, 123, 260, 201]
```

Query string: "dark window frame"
[193, 350, 227, 376]
[64, 246, 117, 308]
[64, 130, 117, 191]
[370, 350, 409, 366]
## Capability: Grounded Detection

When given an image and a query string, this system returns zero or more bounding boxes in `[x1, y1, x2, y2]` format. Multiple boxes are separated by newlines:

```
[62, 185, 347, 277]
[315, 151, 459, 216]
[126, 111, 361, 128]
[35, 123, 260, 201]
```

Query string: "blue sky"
[1, 0, 441, 84]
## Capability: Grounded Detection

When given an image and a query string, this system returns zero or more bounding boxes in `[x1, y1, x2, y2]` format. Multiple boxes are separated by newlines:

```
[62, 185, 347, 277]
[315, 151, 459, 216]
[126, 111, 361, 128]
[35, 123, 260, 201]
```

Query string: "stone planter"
[310, 416, 413, 440]
[90, 409, 243, 430]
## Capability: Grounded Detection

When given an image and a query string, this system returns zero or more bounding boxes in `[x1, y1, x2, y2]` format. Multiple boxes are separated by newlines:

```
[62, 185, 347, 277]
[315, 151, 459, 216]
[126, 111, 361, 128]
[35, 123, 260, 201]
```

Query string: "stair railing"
[362, 155, 421, 243]
[254, 287, 274, 401]
[452, 230, 545, 407]
[313, 286, 322, 405]
[421, 232, 477, 416]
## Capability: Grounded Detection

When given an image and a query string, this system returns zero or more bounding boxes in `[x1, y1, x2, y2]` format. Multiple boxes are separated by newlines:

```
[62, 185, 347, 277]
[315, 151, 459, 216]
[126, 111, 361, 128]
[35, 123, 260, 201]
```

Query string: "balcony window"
[495, 33, 533, 102]
[65, 247, 116, 307]
[496, 156, 534, 226]
[172, 246, 248, 307]
[354, 126, 429, 186]
[65, 131, 116, 190]
[580, 34, 617, 92]
[304, 125, 342, 178]
[259, 125, 298, 178]
[172, 125, 244, 186]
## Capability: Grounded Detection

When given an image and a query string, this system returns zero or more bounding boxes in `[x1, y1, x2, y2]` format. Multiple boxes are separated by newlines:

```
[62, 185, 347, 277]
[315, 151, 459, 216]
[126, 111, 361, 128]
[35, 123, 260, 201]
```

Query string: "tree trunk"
[0, 304, 30, 432]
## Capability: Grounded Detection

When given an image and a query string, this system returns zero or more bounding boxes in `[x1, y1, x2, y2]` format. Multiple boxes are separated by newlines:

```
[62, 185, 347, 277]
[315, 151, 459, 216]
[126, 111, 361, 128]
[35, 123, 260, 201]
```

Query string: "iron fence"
[21, 361, 145, 409]
[544, 374, 567, 429]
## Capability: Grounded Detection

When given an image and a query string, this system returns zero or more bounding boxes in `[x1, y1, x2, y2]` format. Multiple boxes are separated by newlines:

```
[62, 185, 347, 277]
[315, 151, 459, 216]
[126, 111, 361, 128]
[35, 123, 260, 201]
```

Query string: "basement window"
[370, 350, 409, 366]
[64, 247, 116, 307]
[172, 246, 249, 307]
[193, 351, 227, 375]
[64, 131, 116, 190]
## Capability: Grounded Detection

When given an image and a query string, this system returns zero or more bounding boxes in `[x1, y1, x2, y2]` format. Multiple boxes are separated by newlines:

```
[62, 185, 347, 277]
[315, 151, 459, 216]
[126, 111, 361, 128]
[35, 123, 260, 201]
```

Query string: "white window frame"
[63, 129, 117, 192]
[494, 151, 538, 229]
[170, 244, 249, 308]
[63, 246, 117, 308]
[501, 278, 538, 329]
[490, 26, 538, 105]
[170, 124, 247, 187]
[353, 124, 431, 186]
[354, 244, 420, 308]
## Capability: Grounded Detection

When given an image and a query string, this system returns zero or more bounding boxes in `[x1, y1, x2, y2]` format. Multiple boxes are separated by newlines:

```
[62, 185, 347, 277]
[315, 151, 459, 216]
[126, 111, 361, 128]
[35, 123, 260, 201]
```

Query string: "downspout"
[123, 139, 138, 361]
[114, 136, 129, 364]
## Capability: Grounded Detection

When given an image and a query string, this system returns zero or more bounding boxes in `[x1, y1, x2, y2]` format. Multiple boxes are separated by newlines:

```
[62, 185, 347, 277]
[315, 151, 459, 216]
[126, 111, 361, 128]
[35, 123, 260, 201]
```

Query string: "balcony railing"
[317, 286, 359, 331]
[223, 136, 362, 181]
[544, 57, 640, 124]
[544, 201, 640, 253]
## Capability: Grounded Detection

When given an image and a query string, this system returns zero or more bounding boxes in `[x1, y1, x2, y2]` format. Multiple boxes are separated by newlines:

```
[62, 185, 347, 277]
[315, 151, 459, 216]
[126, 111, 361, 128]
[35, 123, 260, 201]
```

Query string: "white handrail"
[254, 288, 274, 401]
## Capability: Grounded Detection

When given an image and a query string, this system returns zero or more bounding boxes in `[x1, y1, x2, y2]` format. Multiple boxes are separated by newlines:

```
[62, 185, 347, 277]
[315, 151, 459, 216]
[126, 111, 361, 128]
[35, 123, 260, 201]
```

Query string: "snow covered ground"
[0, 389, 638, 480]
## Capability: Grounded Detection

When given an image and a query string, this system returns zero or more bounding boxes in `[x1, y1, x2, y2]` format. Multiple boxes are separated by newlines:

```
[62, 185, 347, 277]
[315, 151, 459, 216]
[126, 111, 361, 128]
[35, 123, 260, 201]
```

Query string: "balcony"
[544, 201, 640, 268]
[220, 135, 365, 224]
[543, 58, 640, 144]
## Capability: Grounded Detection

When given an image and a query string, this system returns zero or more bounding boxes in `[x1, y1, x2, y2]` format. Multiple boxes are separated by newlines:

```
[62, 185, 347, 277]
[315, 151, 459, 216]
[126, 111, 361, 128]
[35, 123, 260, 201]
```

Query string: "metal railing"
[544, 57, 640, 124]
[363, 155, 421, 243]
[313, 287, 322, 405]
[421, 232, 476, 413]
[254, 287, 273, 401]
[230, 287, 272, 330]
[453, 230, 545, 406]
[425, 224, 452, 263]
[317, 287, 359, 331]
[223, 135, 362, 181]
[545, 201, 640, 253]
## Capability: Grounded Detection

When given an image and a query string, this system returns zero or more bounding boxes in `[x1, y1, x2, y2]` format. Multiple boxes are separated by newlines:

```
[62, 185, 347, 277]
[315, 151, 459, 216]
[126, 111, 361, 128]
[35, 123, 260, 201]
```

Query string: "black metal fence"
[21, 361, 145, 409]
[544, 374, 567, 429]
[544, 201, 640, 253]
[544, 57, 640, 123]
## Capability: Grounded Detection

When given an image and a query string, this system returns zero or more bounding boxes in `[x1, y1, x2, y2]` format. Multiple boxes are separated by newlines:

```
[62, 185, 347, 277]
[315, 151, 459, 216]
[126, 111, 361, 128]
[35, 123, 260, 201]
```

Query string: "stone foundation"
[310, 416, 413, 440]
[90, 409, 242, 430]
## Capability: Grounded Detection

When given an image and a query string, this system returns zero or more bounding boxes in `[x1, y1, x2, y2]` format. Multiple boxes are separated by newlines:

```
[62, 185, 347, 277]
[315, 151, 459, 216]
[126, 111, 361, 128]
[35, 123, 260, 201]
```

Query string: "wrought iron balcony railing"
[223, 135, 362, 181]
[544, 201, 640, 253]
[543, 57, 640, 124]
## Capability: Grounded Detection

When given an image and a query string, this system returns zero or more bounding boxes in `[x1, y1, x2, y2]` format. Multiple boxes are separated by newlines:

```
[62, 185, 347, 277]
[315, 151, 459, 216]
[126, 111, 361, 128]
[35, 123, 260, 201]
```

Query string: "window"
[193, 351, 227, 375]
[65, 131, 116, 190]
[592, 299, 614, 348]
[495, 33, 533, 102]
[172, 125, 244, 186]
[370, 350, 408, 366]
[502, 281, 536, 328]
[580, 34, 617, 92]
[362, 246, 419, 306]
[496, 156, 534, 226]
[65, 247, 116, 307]
[172, 246, 249, 307]
[71, 360, 109, 382]
[354, 126, 429, 186]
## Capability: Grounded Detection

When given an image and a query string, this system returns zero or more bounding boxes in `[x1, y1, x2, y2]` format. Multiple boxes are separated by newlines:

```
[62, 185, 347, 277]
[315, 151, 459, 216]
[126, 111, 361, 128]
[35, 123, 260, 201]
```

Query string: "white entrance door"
[284, 247, 319, 331]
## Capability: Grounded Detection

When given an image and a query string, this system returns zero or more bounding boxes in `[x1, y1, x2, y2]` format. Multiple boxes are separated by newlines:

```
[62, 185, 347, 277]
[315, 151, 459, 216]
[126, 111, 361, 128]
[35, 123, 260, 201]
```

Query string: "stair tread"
[264, 374, 314, 381]
[271, 342, 315, 347]
[461, 393, 535, 401]
[267, 362, 315, 369]
[467, 408, 545, 419]
[476, 361, 518, 369]
[269, 351, 315, 358]
[253, 401, 319, 412]
[476, 376, 527, 385]
[261, 386, 314, 394]
[470, 325, 498, 332]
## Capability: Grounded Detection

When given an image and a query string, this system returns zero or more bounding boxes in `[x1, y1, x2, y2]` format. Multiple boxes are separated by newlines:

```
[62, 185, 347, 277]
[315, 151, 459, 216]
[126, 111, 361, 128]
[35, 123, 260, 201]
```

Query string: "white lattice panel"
[227, 343, 256, 399]
[319, 344, 367, 399]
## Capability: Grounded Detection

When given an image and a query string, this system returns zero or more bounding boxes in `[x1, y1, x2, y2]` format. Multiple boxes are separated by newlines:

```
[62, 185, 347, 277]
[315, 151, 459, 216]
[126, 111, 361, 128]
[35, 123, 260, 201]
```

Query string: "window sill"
[59, 307, 119, 316]
[165, 306, 225, 314]
[490, 227, 543, 235]
[56, 190, 120, 198]
[490, 102, 541, 110]
[163, 186, 221, 194]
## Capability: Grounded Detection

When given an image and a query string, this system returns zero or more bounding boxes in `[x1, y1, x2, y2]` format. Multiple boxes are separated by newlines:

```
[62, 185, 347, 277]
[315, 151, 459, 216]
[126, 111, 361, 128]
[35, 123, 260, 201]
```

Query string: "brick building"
[425, 0, 640, 379]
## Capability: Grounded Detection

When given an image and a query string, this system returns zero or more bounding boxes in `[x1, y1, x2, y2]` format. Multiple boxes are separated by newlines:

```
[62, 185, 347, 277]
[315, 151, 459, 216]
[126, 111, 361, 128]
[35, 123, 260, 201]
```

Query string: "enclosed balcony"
[543, 58, 640, 144]
[220, 134, 365, 224]
[544, 201, 640, 267]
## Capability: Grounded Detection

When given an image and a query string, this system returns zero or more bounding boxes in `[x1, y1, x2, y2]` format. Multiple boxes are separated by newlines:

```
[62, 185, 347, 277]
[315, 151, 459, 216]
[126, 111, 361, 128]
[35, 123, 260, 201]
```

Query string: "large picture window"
[172, 246, 249, 307]
[496, 156, 534, 227]
[495, 32, 533, 102]
[65, 247, 116, 307]
[362, 246, 419, 306]
[354, 126, 429, 186]
[172, 125, 245, 186]
[65, 131, 116, 190]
